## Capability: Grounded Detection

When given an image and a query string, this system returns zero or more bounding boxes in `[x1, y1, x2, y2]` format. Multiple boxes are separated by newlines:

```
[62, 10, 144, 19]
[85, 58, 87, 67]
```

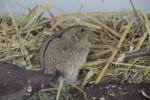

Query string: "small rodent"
[0, 62, 57, 100]
[40, 25, 93, 83]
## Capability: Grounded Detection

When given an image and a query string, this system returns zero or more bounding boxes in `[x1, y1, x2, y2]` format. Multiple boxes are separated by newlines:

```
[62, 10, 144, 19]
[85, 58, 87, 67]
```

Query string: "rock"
[0, 62, 57, 100]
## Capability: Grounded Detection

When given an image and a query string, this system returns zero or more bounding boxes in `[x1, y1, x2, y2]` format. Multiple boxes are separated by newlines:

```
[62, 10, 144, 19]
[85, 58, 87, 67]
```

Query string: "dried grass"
[0, 5, 150, 99]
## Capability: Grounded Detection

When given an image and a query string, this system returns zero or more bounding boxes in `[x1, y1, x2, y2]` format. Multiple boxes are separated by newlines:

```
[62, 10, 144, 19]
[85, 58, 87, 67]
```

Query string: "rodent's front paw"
[44, 68, 56, 75]
[44, 70, 49, 74]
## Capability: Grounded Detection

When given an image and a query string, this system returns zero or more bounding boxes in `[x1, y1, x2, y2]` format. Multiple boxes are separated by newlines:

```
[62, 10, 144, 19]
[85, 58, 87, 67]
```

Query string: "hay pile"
[0, 6, 150, 99]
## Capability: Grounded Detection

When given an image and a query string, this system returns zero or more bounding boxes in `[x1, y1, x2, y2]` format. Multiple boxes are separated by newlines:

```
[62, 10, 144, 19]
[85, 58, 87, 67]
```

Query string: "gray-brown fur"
[40, 25, 92, 82]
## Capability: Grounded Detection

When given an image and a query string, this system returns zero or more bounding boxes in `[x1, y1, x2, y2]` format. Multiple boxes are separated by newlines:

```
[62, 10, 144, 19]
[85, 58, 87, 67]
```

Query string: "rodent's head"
[62, 25, 93, 43]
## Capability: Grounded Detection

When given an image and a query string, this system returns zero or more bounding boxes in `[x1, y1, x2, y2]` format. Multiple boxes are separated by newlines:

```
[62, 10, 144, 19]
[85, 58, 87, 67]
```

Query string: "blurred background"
[0, 0, 150, 16]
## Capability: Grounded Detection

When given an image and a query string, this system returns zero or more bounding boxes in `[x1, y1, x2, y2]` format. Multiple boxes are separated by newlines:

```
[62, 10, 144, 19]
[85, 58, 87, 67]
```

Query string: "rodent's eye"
[80, 28, 85, 32]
